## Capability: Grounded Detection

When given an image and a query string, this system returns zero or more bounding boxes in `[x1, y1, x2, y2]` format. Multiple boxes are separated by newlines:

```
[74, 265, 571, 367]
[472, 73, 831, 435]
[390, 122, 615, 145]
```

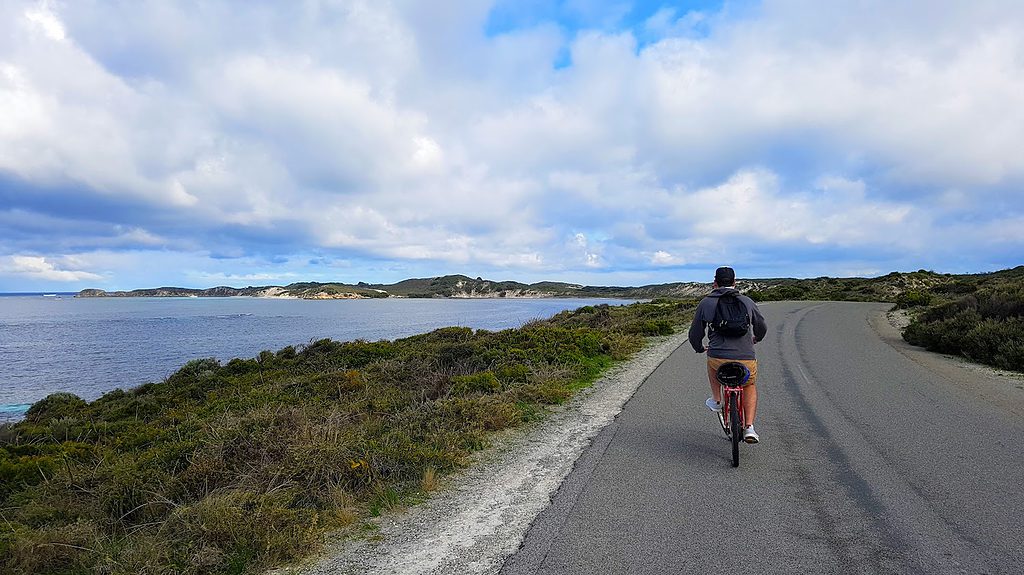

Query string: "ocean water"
[0, 295, 632, 421]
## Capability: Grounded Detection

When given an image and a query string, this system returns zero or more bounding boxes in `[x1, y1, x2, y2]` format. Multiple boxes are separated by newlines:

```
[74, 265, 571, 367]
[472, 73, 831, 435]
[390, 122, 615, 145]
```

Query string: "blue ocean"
[0, 295, 632, 422]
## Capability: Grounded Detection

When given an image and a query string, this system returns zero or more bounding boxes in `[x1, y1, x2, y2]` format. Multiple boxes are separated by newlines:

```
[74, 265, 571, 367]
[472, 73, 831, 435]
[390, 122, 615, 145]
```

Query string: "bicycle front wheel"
[729, 393, 741, 467]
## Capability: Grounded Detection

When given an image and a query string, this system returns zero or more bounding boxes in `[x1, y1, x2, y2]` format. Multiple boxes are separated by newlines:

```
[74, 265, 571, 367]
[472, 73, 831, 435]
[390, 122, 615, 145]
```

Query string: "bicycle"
[714, 362, 751, 467]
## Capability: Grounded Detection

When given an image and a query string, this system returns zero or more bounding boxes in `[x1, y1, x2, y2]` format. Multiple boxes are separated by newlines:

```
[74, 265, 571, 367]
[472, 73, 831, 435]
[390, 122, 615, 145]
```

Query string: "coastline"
[0, 299, 692, 574]
[0, 297, 644, 425]
[73, 291, 641, 301]
[67, 273, 715, 301]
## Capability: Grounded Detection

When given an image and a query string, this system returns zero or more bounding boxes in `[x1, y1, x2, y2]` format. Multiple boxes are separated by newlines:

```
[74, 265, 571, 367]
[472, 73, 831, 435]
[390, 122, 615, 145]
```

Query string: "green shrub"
[895, 290, 933, 309]
[0, 451, 58, 499]
[23, 392, 87, 424]
[622, 319, 673, 336]
[747, 285, 807, 302]
[167, 358, 221, 386]
[494, 364, 531, 385]
[903, 285, 1024, 372]
[959, 318, 1024, 370]
[451, 372, 501, 395]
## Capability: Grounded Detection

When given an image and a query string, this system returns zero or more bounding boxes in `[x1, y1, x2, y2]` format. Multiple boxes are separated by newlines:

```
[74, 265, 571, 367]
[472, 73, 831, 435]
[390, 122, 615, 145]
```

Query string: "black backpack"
[710, 292, 750, 337]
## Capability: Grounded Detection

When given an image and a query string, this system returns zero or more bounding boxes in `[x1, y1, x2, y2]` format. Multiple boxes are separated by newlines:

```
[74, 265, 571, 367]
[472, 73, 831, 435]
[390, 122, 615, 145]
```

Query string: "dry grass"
[421, 467, 438, 492]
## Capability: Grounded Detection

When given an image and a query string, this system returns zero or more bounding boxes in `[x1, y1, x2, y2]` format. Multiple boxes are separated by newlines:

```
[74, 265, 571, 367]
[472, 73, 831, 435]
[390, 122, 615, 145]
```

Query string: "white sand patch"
[886, 308, 911, 330]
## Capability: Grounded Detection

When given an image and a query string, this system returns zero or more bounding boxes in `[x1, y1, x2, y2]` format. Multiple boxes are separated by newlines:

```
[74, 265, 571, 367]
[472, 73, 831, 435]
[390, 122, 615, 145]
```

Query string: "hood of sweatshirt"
[709, 287, 740, 298]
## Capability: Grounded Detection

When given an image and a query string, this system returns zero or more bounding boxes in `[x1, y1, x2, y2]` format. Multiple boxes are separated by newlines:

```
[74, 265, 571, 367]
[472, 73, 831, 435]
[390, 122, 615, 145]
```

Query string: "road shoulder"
[871, 309, 1024, 416]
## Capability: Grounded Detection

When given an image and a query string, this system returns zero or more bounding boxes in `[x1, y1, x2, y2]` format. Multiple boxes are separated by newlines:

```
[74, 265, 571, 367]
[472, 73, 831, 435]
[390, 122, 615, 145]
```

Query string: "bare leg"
[706, 363, 721, 403]
[743, 384, 757, 427]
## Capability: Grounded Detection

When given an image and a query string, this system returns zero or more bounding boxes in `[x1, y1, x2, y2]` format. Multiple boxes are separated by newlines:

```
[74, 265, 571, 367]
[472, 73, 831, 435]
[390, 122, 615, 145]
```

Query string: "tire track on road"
[775, 303, 999, 574]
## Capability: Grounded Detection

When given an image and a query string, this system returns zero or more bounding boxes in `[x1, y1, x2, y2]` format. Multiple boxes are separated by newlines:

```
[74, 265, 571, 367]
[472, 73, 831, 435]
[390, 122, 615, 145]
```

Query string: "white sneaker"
[705, 398, 722, 412]
[743, 425, 760, 444]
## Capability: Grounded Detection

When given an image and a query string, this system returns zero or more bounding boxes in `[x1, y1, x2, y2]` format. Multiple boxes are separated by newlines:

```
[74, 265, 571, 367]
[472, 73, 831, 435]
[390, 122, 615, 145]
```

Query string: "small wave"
[0, 403, 32, 422]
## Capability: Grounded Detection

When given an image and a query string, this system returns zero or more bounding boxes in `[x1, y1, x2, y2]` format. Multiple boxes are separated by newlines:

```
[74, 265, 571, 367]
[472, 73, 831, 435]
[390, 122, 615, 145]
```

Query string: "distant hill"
[75, 274, 735, 300]
[75, 267, 1024, 301]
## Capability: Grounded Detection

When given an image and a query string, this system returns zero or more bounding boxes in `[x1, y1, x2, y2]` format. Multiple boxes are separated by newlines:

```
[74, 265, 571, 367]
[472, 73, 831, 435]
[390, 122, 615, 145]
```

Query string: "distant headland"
[76, 274, 713, 300]
[75, 267, 1023, 301]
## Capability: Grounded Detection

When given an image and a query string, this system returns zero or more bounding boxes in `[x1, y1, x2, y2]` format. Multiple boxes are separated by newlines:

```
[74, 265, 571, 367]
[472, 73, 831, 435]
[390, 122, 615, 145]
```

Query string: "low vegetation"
[0, 300, 693, 575]
[901, 271, 1024, 371]
[744, 269, 949, 303]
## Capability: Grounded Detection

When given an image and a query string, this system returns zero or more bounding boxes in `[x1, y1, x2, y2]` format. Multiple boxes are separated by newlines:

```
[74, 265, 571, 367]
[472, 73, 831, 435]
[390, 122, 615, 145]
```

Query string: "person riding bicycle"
[688, 266, 767, 443]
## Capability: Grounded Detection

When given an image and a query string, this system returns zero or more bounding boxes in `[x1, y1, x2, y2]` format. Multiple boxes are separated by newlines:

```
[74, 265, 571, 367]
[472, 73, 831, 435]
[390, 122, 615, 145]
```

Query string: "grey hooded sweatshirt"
[688, 287, 767, 360]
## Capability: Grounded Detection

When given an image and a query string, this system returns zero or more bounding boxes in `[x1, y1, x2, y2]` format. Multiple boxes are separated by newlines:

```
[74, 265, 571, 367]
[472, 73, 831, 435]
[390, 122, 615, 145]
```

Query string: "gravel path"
[281, 330, 691, 575]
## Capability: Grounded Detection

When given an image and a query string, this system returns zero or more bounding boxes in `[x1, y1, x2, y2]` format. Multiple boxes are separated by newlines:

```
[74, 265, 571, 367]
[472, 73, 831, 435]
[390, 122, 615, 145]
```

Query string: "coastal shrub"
[23, 392, 87, 423]
[0, 299, 696, 575]
[937, 280, 978, 295]
[494, 364, 532, 385]
[603, 332, 644, 360]
[894, 290, 933, 309]
[957, 317, 1024, 370]
[2, 519, 101, 575]
[622, 319, 673, 336]
[903, 286, 1024, 372]
[903, 310, 979, 354]
[310, 370, 365, 398]
[561, 304, 613, 328]
[99, 393, 165, 422]
[451, 371, 501, 395]
[296, 338, 398, 370]
[995, 340, 1024, 371]
[977, 289, 1024, 320]
[168, 358, 222, 386]
[747, 285, 808, 302]
[224, 357, 260, 376]
[0, 451, 58, 499]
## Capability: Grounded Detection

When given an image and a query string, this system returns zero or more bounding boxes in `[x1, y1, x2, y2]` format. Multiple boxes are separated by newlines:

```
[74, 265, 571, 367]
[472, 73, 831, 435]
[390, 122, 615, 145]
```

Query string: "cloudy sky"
[1, 0, 1022, 291]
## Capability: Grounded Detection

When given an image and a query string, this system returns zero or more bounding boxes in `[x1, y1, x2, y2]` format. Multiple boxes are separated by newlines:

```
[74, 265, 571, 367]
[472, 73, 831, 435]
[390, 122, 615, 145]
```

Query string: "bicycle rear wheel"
[729, 393, 741, 467]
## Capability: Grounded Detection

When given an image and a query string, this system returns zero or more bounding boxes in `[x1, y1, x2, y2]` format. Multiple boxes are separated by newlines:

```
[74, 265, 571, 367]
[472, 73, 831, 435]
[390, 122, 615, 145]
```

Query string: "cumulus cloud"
[0, 255, 102, 282]
[0, 0, 1022, 289]
[23, 1, 65, 42]
[650, 250, 683, 266]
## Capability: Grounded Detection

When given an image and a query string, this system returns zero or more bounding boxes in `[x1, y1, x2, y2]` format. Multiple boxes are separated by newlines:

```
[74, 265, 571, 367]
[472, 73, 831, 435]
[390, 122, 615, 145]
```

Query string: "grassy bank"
[0, 300, 693, 575]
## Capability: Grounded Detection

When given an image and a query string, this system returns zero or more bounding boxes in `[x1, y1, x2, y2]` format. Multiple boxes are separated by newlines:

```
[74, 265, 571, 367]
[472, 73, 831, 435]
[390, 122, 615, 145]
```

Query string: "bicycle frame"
[720, 382, 745, 431]
[714, 362, 751, 467]
[717, 384, 745, 436]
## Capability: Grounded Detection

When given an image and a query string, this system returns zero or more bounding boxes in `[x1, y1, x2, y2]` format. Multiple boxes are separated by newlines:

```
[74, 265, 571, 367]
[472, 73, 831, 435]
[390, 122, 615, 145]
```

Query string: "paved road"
[502, 301, 1024, 574]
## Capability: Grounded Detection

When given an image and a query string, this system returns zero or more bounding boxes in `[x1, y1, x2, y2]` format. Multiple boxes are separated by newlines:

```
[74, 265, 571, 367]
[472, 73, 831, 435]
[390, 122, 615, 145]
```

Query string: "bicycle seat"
[716, 362, 750, 386]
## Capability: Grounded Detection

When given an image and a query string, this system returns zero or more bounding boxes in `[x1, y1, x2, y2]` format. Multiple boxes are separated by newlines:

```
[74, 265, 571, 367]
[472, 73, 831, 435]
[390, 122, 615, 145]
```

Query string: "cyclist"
[687, 266, 767, 443]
